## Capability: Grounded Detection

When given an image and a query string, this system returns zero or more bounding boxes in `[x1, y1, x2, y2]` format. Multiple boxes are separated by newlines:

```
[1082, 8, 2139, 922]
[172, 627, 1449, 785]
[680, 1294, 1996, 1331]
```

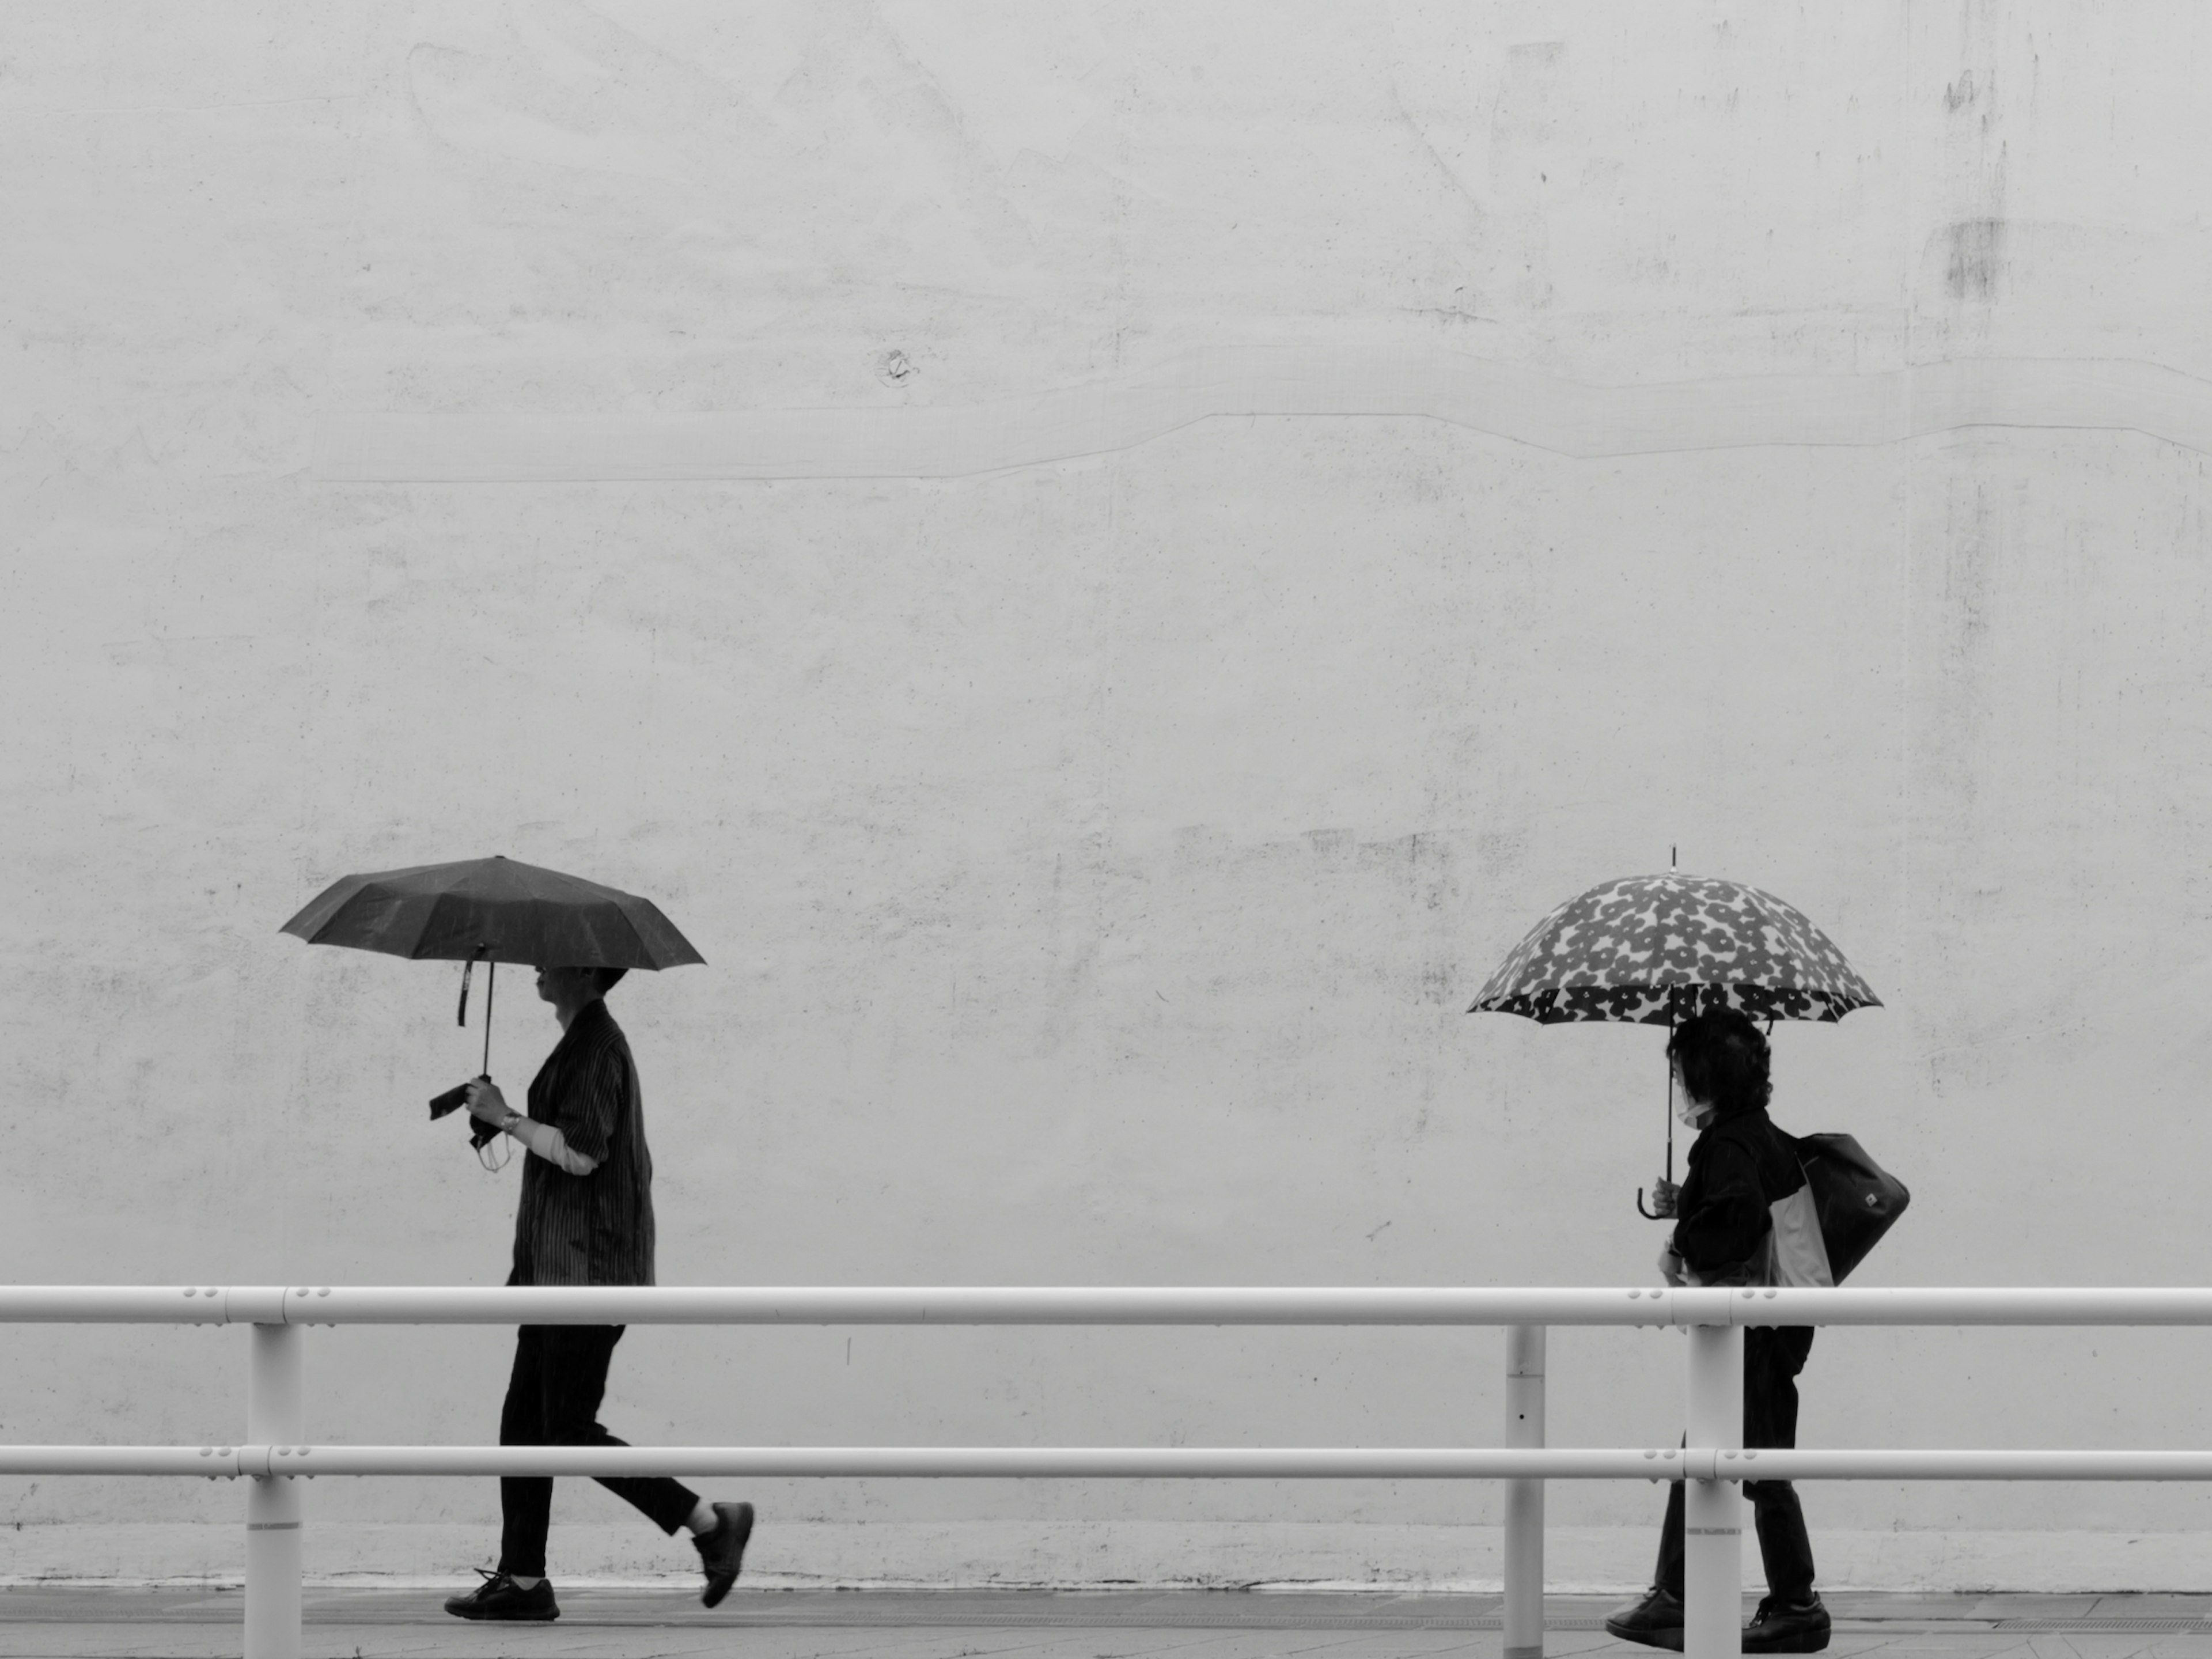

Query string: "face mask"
[1672, 1069, 1715, 1130]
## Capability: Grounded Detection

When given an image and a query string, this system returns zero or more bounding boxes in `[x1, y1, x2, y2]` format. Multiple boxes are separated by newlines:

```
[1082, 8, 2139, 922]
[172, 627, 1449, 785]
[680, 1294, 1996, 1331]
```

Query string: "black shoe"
[1604, 1586, 1685, 1651]
[1743, 1592, 1830, 1653]
[443, 1568, 559, 1622]
[695, 1500, 755, 1608]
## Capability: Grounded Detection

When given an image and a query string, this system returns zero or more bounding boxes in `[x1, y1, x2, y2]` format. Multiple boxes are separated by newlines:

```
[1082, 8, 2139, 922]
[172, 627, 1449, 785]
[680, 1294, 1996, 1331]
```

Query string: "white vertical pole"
[1682, 1323, 1743, 1659]
[1503, 1325, 1546, 1659]
[245, 1323, 304, 1659]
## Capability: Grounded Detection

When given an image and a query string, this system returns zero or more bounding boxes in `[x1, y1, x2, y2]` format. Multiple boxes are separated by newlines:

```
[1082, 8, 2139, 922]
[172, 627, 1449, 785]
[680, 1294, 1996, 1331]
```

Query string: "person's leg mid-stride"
[1737, 1325, 1823, 1652]
[1603, 1326, 1825, 1655]
[444, 1324, 755, 1622]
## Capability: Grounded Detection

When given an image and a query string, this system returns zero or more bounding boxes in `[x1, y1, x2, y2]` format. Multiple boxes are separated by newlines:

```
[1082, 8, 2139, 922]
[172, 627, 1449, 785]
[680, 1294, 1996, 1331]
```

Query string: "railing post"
[1682, 1321, 1743, 1659]
[1503, 1324, 1546, 1659]
[245, 1322, 304, 1659]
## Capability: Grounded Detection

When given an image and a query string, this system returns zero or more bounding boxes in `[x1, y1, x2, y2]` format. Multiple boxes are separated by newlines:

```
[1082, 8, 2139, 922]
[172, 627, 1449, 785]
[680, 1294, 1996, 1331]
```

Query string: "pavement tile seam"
[0, 1646, 2201, 1659]
[1037, 1631, 1304, 1659]
[1006, 1637, 1195, 1655]
[31, 1593, 2212, 1659]
[887, 1637, 1125, 1659]
[699, 1630, 955, 1658]
[1264, 1633, 1421, 1658]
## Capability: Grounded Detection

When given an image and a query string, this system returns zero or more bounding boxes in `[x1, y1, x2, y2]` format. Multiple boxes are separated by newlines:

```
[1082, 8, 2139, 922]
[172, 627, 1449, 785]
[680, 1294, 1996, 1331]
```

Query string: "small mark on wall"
[876, 349, 918, 387]
[1945, 217, 2006, 301]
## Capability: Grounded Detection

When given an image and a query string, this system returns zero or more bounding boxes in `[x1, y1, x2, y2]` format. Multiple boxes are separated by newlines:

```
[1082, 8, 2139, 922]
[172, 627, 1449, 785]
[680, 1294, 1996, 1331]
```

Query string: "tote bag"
[1796, 1132, 1910, 1283]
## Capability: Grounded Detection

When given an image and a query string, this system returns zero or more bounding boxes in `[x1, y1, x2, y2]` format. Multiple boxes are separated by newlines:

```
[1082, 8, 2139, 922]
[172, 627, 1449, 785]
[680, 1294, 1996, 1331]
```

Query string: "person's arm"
[465, 1081, 600, 1176]
[1672, 1135, 1768, 1278]
[501, 1109, 600, 1176]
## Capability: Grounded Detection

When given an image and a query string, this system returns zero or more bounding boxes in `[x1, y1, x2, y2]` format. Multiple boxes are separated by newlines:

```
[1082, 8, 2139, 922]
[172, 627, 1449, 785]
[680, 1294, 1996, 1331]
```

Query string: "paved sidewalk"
[7, 1589, 2212, 1659]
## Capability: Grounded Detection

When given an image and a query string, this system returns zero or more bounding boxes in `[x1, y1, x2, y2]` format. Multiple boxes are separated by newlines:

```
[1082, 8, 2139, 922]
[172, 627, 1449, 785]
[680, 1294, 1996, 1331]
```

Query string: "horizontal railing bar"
[0, 1446, 1682, 1479]
[17, 1285, 2212, 1327]
[1741, 1288, 2212, 1325]
[0, 1287, 252, 1324]
[1733, 1450, 2212, 1480]
[0, 1446, 253, 1476]
[0, 1286, 1683, 1326]
[18, 1445, 2212, 1480]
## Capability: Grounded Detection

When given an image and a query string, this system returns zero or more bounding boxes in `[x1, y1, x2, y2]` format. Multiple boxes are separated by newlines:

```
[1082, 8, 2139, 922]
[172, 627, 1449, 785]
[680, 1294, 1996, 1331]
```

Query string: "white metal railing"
[9, 1283, 2212, 1659]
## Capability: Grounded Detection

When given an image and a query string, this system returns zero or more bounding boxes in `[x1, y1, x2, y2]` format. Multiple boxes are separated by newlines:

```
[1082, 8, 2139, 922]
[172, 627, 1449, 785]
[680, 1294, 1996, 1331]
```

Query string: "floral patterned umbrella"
[1468, 873, 1880, 1215]
[1468, 873, 1880, 1025]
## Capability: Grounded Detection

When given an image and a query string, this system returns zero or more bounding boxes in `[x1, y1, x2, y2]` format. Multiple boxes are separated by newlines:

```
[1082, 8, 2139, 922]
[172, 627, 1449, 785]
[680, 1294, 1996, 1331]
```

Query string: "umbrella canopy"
[1469, 872, 1880, 1218]
[1467, 873, 1879, 1026]
[282, 855, 704, 1127]
[279, 855, 705, 970]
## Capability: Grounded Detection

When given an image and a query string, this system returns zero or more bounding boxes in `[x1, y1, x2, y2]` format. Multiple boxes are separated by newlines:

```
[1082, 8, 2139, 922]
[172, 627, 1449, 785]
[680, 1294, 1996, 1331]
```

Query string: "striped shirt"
[507, 999, 656, 1288]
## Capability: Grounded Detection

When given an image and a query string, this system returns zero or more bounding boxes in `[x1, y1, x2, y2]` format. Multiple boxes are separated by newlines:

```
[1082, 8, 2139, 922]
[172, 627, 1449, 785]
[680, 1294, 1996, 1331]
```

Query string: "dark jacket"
[507, 999, 657, 1289]
[1672, 1107, 1832, 1288]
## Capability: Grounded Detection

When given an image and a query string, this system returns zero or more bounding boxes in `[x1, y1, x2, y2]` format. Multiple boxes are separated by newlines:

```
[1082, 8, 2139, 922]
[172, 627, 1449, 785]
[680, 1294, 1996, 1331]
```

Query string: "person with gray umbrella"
[444, 961, 755, 1623]
[281, 857, 755, 1622]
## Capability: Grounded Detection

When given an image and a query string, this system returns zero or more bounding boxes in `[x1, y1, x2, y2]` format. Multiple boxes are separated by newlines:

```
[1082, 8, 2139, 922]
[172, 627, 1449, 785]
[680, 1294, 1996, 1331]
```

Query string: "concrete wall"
[6, 0, 2212, 1589]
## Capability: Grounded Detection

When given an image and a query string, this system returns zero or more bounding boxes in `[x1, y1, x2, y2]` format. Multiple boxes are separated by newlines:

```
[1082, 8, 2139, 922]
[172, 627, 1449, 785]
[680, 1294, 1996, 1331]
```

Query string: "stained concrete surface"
[7, 1592, 2212, 1659]
[17, 0, 2212, 1597]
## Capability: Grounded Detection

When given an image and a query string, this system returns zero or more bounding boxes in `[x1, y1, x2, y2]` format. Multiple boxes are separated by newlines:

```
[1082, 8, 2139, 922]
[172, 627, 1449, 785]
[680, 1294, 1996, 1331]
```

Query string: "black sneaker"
[443, 1568, 559, 1622]
[1743, 1592, 1830, 1653]
[695, 1500, 755, 1608]
[1604, 1585, 1685, 1651]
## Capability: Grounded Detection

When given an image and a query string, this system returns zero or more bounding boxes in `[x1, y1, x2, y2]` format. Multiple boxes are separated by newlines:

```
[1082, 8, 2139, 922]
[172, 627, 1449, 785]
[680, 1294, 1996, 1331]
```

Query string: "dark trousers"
[1654, 1325, 1817, 1603]
[498, 1324, 699, 1578]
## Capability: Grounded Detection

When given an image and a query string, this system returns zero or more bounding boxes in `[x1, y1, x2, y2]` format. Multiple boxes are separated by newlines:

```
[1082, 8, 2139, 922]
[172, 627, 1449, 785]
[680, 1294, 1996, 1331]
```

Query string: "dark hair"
[592, 967, 628, 995]
[1666, 1006, 1771, 1118]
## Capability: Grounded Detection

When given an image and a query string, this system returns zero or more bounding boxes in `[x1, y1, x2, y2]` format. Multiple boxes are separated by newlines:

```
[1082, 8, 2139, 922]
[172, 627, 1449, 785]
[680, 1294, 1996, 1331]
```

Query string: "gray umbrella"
[281, 853, 704, 1085]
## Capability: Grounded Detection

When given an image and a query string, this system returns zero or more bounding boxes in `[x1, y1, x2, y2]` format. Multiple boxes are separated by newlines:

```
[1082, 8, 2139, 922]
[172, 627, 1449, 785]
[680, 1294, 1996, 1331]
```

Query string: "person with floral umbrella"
[1468, 871, 1881, 1215]
[1470, 873, 1882, 1654]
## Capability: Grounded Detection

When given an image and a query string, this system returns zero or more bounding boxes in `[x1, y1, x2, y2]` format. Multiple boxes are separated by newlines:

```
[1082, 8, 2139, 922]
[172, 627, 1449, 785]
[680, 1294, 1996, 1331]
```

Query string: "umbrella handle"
[1637, 1185, 1681, 1221]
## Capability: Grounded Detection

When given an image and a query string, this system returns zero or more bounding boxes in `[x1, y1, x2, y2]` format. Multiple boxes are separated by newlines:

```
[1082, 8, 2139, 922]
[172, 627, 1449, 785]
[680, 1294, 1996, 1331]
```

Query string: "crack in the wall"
[313, 348, 2212, 480]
